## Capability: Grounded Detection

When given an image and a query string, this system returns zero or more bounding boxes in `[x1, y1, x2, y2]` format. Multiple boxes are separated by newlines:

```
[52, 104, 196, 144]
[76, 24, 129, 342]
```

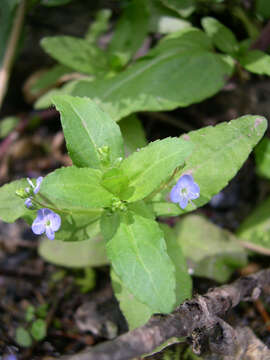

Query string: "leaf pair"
[36, 27, 234, 121]
[52, 95, 193, 204]
[69, 28, 233, 121]
[0, 94, 267, 329]
[38, 95, 194, 317]
[40, 0, 149, 78]
[202, 16, 270, 77]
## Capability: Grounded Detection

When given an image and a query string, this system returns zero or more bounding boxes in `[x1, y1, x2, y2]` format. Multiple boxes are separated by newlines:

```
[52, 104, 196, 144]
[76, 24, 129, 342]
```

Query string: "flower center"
[180, 187, 188, 196]
[46, 220, 51, 227]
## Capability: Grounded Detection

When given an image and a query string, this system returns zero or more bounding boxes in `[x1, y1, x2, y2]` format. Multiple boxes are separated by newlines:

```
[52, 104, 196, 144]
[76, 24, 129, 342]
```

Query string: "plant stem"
[239, 240, 270, 256]
[0, 0, 27, 109]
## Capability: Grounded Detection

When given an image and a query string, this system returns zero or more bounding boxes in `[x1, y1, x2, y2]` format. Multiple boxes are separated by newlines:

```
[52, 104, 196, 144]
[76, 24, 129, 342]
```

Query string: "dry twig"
[58, 268, 270, 360]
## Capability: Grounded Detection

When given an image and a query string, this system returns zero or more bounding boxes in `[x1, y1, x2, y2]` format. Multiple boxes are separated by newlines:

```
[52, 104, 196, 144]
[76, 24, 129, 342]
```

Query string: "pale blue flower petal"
[188, 181, 200, 200]
[170, 174, 200, 209]
[32, 209, 47, 235]
[32, 219, 45, 235]
[188, 181, 200, 195]
[27, 177, 34, 188]
[177, 174, 194, 188]
[170, 184, 180, 203]
[189, 191, 200, 200]
[179, 196, 189, 209]
[36, 208, 45, 220]
[31, 208, 61, 240]
[34, 176, 43, 194]
[45, 226, 55, 240]
[43, 208, 52, 217]
[25, 198, 33, 208]
[48, 212, 61, 232]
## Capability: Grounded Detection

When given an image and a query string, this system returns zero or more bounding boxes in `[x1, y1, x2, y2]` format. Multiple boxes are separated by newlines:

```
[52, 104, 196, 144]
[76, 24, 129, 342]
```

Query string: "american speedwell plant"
[0, 94, 267, 329]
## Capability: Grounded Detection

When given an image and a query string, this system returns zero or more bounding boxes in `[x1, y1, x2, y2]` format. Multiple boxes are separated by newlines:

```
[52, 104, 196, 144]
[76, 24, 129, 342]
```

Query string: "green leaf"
[85, 9, 111, 44]
[109, 0, 149, 61]
[101, 168, 129, 197]
[119, 137, 194, 202]
[35, 89, 65, 110]
[255, 137, 270, 179]
[158, 115, 267, 216]
[39, 166, 114, 213]
[160, 224, 192, 305]
[148, 0, 191, 34]
[0, 179, 33, 223]
[238, 50, 270, 76]
[112, 223, 191, 332]
[41, 36, 108, 75]
[0, 116, 19, 138]
[175, 215, 247, 283]
[30, 64, 71, 94]
[149, 201, 183, 217]
[105, 199, 154, 242]
[160, 0, 196, 18]
[30, 319, 47, 341]
[70, 28, 234, 121]
[107, 211, 176, 313]
[39, 235, 108, 267]
[111, 269, 153, 330]
[75, 267, 96, 293]
[100, 211, 121, 242]
[53, 212, 101, 242]
[41, 0, 72, 6]
[15, 327, 32, 347]
[127, 200, 155, 220]
[154, 16, 191, 35]
[36, 304, 48, 318]
[256, 0, 270, 19]
[52, 95, 124, 169]
[145, 340, 188, 358]
[237, 196, 270, 250]
[182, 347, 203, 360]
[202, 17, 239, 55]
[25, 305, 35, 322]
[238, 39, 253, 56]
[181, 115, 267, 212]
[119, 115, 147, 156]
[34, 80, 77, 110]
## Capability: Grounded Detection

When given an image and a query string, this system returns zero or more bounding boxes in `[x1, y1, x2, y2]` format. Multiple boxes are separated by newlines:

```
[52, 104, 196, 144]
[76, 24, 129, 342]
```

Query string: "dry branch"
[59, 268, 270, 360]
[222, 326, 270, 360]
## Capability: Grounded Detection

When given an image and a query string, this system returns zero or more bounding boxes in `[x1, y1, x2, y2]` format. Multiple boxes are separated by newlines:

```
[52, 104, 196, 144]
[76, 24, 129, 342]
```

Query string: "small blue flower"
[24, 176, 43, 208]
[26, 176, 43, 194]
[24, 198, 33, 208]
[32, 208, 61, 240]
[170, 174, 200, 209]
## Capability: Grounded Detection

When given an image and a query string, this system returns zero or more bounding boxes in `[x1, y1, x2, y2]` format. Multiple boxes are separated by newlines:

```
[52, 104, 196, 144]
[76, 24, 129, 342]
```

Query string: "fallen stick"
[223, 326, 270, 360]
[59, 268, 270, 360]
